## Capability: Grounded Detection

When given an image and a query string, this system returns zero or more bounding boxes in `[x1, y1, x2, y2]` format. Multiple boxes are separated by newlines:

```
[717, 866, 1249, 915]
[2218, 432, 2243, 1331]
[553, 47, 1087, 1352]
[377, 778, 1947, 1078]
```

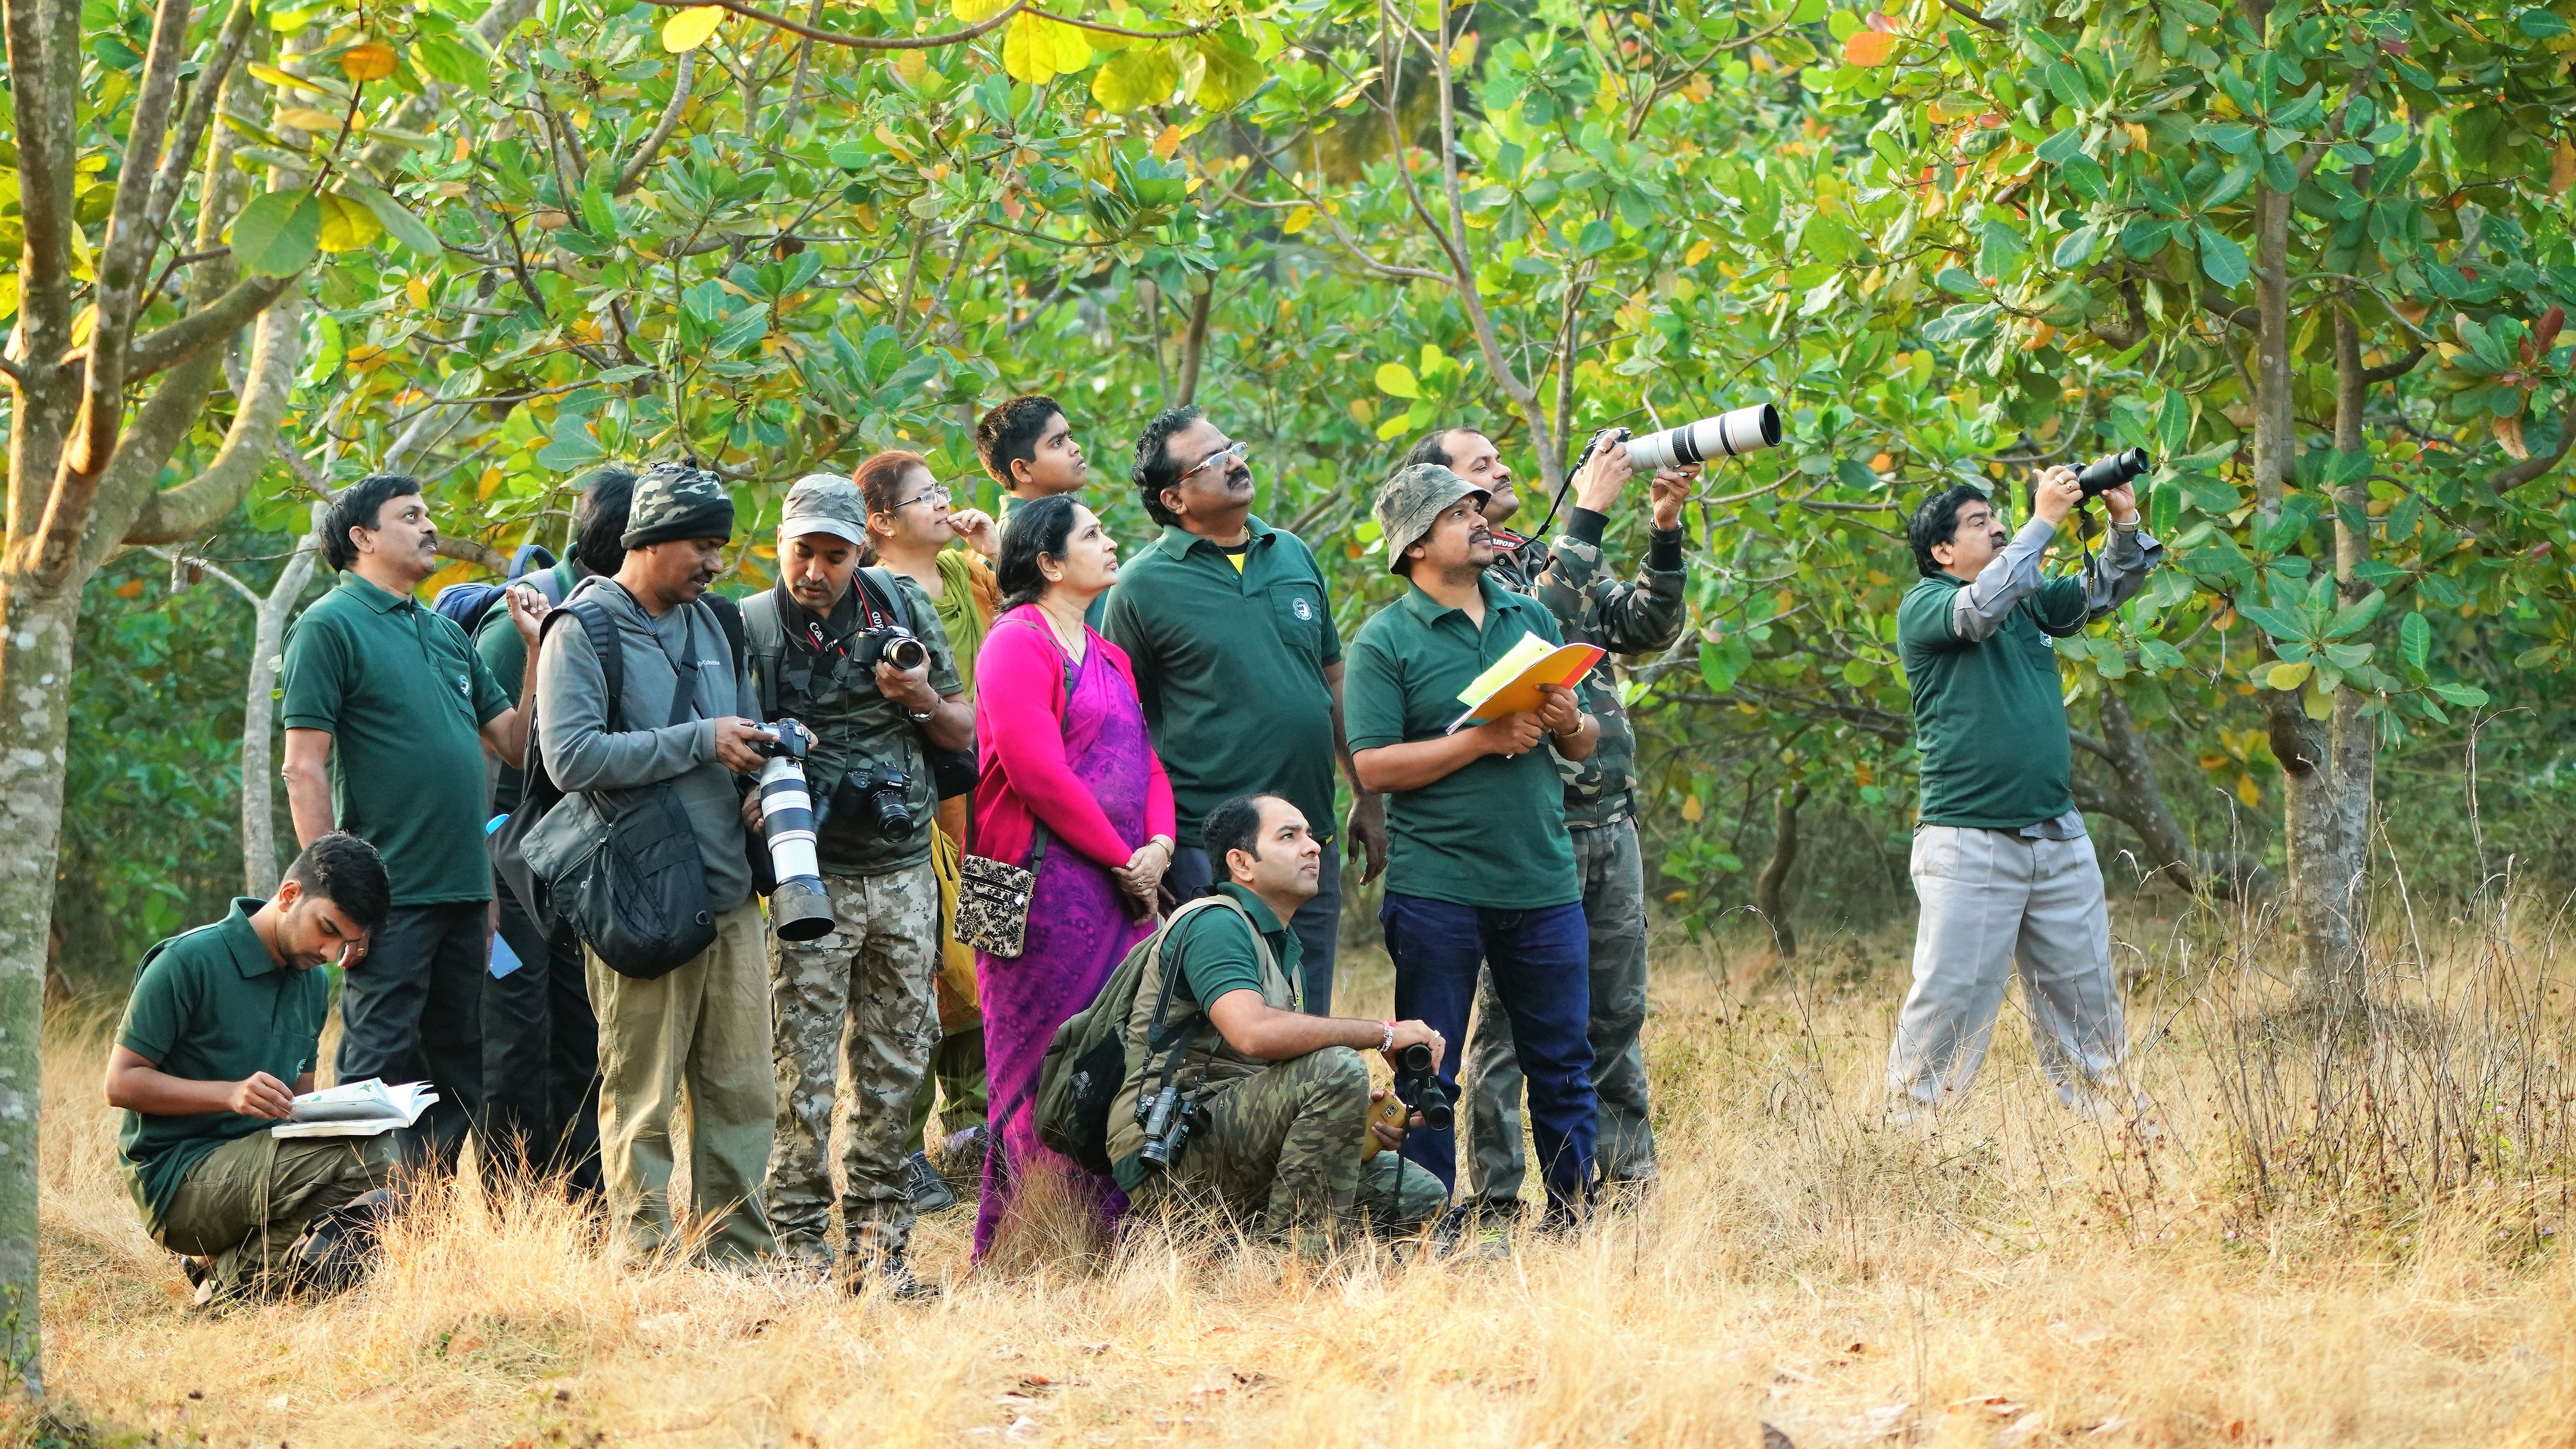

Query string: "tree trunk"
[2306, 306, 2379, 1010]
[0, 583, 76, 1395]
[1752, 782, 1810, 957]
[1174, 284, 1212, 406]
[241, 508, 325, 895]
[2075, 694, 2267, 898]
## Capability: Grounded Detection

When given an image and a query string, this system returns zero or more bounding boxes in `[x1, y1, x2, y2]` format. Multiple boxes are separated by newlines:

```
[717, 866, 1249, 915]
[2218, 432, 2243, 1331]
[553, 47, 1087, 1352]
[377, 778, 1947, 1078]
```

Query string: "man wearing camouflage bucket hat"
[1342, 463, 1606, 1238]
[741, 474, 970, 1300]
[532, 460, 781, 1268]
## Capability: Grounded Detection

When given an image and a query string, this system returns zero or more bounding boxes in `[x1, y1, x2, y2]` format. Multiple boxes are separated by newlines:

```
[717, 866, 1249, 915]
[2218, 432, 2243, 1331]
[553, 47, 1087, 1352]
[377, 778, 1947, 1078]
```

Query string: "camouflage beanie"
[621, 462, 736, 549]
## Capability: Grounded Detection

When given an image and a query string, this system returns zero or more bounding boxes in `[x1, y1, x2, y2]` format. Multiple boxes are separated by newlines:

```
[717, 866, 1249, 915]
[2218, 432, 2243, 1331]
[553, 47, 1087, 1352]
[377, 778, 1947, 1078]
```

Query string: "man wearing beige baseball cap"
[741, 474, 972, 1300]
[1340, 462, 1604, 1240]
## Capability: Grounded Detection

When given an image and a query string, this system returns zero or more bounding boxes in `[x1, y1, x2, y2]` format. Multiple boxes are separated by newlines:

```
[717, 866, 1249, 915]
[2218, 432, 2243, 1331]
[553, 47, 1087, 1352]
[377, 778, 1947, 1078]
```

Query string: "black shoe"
[906, 1151, 958, 1213]
[848, 1250, 941, 1302]
[1429, 1203, 1513, 1261]
[282, 1188, 397, 1296]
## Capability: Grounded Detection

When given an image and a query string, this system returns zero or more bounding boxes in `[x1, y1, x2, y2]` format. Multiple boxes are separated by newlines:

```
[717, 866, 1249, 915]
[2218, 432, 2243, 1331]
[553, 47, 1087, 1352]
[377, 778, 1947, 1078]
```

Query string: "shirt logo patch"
[1291, 598, 1314, 621]
[456, 673, 470, 698]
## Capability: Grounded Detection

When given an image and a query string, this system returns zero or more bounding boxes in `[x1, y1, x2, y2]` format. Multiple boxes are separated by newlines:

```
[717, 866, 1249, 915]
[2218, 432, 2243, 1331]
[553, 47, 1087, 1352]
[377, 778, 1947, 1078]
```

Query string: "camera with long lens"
[1388, 1041, 1454, 1132]
[851, 625, 930, 675]
[830, 765, 915, 842]
[753, 721, 834, 942]
[1620, 404, 1784, 470]
[2077, 447, 2151, 499]
[1136, 1084, 1200, 1171]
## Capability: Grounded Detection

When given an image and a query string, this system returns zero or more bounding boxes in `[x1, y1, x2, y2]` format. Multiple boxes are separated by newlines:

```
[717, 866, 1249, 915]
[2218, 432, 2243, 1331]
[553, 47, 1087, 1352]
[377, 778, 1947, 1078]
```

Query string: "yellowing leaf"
[1684, 238, 1712, 265]
[892, 50, 929, 84]
[661, 5, 726, 53]
[338, 41, 397, 81]
[1002, 12, 1089, 85]
[1680, 794, 1704, 822]
[1092, 45, 1178, 112]
[1448, 31, 1478, 68]
[1151, 124, 1184, 160]
[315, 191, 382, 252]
[1843, 30, 1896, 66]
[1374, 362, 1420, 399]
[2495, 411, 2529, 460]
[2265, 660, 2312, 691]
[2235, 773, 2262, 808]
[950, 0, 1015, 22]
[276, 106, 346, 133]
[1281, 204, 1315, 234]
[249, 61, 340, 96]
[2555, 139, 2576, 197]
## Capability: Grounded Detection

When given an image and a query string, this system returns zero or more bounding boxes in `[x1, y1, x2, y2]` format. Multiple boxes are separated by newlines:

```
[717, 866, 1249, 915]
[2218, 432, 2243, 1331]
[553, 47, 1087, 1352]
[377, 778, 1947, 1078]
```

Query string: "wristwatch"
[1552, 712, 1591, 741]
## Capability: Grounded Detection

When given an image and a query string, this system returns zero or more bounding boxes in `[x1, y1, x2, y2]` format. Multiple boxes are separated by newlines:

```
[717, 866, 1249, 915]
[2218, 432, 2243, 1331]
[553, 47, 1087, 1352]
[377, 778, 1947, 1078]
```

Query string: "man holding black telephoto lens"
[744, 475, 970, 1300]
[1891, 462, 2162, 1123]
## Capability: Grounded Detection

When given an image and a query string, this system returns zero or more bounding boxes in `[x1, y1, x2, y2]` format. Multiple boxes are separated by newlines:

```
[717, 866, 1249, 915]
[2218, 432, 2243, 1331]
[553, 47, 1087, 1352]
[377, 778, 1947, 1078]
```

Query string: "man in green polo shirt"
[1890, 470, 2161, 1120]
[282, 471, 550, 1174]
[106, 833, 398, 1303]
[1112, 794, 1447, 1258]
[1103, 403, 1387, 1012]
[1344, 463, 1604, 1230]
[474, 464, 633, 1195]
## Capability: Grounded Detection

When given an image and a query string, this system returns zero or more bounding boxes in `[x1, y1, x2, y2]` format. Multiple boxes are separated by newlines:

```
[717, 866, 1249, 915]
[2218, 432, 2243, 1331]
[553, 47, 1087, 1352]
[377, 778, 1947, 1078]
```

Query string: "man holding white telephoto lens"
[742, 476, 970, 1300]
[1890, 463, 2162, 1122]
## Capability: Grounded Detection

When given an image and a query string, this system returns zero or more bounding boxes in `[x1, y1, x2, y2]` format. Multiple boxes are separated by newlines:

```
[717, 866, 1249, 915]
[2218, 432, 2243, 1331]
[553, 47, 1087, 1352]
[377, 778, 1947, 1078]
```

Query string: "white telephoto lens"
[1624, 403, 1783, 469]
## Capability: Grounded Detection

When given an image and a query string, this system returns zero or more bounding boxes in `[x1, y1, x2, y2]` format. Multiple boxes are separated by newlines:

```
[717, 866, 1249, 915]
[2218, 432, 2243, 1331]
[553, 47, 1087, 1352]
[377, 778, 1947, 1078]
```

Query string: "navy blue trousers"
[1381, 893, 1597, 1211]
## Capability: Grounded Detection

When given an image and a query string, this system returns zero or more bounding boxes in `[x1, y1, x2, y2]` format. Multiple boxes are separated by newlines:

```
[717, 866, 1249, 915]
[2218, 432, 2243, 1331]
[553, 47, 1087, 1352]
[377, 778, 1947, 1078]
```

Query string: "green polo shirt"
[1897, 573, 2085, 829]
[283, 572, 512, 905]
[115, 900, 331, 1226]
[1170, 881, 1301, 1012]
[1102, 518, 1343, 848]
[1343, 574, 1579, 909]
[476, 559, 583, 816]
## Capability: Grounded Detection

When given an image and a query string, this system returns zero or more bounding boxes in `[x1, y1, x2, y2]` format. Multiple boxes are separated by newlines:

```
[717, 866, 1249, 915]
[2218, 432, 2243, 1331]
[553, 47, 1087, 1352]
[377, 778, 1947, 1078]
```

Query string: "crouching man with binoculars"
[1889, 463, 2161, 1124]
[1112, 794, 1449, 1260]
[743, 475, 972, 1299]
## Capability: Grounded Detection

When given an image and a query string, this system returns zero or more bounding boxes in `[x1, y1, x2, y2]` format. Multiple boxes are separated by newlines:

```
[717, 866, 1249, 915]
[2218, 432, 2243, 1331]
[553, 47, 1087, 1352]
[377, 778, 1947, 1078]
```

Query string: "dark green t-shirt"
[1102, 519, 1344, 849]
[1343, 574, 1579, 909]
[283, 573, 511, 905]
[115, 900, 331, 1226]
[1171, 881, 1300, 1012]
[1896, 572, 2087, 829]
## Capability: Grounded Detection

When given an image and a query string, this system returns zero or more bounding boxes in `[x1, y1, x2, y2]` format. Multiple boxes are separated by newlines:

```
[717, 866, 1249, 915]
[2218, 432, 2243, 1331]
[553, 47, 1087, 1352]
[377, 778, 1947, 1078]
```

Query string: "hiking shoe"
[1428, 1203, 1513, 1261]
[937, 1123, 989, 1180]
[906, 1151, 958, 1213]
[848, 1250, 941, 1303]
[282, 1188, 396, 1297]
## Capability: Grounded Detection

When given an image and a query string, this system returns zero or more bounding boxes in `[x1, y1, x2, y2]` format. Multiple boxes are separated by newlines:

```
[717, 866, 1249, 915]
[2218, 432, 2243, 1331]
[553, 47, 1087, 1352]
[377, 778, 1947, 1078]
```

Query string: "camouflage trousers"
[1462, 819, 1657, 1201]
[1127, 1046, 1448, 1257]
[762, 860, 941, 1266]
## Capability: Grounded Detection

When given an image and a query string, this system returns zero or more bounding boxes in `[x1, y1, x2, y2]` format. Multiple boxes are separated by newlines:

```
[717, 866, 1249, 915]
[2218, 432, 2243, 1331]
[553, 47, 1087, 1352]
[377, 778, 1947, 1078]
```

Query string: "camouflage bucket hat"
[779, 474, 869, 545]
[621, 462, 735, 549]
[1371, 462, 1487, 574]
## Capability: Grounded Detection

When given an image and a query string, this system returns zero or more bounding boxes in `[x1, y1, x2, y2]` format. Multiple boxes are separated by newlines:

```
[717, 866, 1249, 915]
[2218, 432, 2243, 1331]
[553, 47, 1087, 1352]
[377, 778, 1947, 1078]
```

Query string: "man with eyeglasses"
[1102, 405, 1387, 1013]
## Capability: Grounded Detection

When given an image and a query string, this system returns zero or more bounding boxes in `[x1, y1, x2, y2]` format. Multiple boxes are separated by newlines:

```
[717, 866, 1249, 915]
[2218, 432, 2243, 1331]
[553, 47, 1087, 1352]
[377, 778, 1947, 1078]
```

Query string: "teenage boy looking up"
[107, 833, 395, 1303]
[975, 393, 1105, 626]
[1343, 463, 1603, 1230]
[1104, 405, 1387, 1012]
[1402, 426, 1691, 1213]
[281, 472, 549, 1174]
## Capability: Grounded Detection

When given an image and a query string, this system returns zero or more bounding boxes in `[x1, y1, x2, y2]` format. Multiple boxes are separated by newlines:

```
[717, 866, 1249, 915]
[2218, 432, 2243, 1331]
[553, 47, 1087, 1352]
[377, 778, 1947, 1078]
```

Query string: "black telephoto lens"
[2076, 447, 2151, 498]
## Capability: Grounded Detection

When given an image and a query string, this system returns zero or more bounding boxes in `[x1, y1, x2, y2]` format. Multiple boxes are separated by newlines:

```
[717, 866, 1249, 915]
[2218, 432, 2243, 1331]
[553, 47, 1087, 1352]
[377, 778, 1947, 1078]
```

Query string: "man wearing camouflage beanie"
[532, 461, 779, 1268]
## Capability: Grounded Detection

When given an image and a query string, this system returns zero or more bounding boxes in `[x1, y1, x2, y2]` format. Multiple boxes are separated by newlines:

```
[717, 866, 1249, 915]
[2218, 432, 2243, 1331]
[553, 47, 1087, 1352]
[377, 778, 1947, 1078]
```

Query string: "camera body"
[1389, 1041, 1454, 1132]
[831, 765, 916, 842]
[1136, 1084, 1202, 1170]
[753, 721, 833, 942]
[852, 625, 930, 676]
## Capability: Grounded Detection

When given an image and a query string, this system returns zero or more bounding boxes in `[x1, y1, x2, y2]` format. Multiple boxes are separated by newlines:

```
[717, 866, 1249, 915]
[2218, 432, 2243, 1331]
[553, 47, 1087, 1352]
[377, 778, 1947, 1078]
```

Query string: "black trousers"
[334, 900, 490, 1173]
[483, 886, 603, 1196]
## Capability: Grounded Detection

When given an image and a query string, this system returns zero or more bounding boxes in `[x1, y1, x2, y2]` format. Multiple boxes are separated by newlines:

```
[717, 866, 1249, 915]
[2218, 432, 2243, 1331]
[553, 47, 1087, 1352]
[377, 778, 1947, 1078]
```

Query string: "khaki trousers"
[588, 902, 778, 1267]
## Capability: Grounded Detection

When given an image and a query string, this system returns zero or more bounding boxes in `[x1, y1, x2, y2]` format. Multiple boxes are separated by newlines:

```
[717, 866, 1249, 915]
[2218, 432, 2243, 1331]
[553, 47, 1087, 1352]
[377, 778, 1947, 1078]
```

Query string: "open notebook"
[1445, 631, 1607, 734]
[271, 1078, 439, 1139]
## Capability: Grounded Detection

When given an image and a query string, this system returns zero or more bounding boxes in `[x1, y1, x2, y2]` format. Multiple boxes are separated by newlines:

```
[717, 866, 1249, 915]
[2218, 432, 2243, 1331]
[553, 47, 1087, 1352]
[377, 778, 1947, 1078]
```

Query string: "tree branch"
[123, 271, 301, 381]
[1940, 0, 2006, 30]
[617, 48, 695, 194]
[2360, 344, 2425, 386]
[143, 0, 256, 249]
[2491, 392, 2576, 492]
[122, 293, 305, 546]
[628, 0, 1030, 49]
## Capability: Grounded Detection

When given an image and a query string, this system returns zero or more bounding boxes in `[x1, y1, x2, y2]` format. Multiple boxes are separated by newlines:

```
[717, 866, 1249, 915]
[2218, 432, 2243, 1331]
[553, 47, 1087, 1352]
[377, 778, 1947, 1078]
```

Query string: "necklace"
[1038, 595, 1088, 660]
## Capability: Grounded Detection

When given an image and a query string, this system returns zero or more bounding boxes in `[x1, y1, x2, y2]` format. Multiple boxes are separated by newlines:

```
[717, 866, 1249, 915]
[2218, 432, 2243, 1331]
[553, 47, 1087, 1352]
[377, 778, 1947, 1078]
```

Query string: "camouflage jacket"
[1489, 515, 1687, 828]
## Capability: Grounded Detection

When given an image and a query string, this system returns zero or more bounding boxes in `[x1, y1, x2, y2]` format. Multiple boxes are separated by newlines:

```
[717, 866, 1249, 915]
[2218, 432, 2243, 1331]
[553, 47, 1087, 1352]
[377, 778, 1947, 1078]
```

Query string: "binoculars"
[1389, 1042, 1454, 1133]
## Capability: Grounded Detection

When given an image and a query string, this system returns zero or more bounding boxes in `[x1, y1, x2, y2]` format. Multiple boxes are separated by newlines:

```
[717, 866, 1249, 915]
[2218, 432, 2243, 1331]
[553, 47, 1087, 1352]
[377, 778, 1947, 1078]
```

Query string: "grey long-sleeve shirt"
[1951, 516, 2163, 643]
[534, 576, 759, 913]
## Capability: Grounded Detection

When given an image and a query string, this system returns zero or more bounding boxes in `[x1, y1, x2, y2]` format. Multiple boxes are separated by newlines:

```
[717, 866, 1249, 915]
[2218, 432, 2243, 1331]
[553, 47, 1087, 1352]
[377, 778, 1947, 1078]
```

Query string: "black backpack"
[430, 543, 560, 635]
[490, 584, 748, 980]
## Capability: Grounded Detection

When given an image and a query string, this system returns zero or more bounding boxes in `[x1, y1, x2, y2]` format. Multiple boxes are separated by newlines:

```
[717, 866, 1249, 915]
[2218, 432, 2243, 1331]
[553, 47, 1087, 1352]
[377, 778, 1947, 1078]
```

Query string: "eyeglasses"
[1179, 439, 1249, 483]
[892, 487, 951, 512]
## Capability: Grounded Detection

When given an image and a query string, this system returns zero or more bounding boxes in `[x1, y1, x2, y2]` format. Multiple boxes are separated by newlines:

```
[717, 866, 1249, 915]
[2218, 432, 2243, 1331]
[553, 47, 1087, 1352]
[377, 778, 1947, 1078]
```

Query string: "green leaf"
[2516, 8, 2570, 37]
[2266, 660, 2312, 690]
[536, 413, 605, 469]
[1374, 363, 1420, 399]
[2035, 128, 2087, 165]
[2237, 603, 2311, 642]
[1698, 634, 1753, 692]
[2325, 589, 2385, 639]
[413, 34, 490, 87]
[2156, 390, 2189, 456]
[226, 188, 320, 276]
[1091, 44, 1179, 112]
[2430, 682, 2488, 708]
[2401, 612, 2430, 670]
[580, 181, 618, 240]
[334, 179, 441, 255]
[2196, 224, 2249, 289]
[1190, 35, 1262, 112]
[2050, 223, 2099, 269]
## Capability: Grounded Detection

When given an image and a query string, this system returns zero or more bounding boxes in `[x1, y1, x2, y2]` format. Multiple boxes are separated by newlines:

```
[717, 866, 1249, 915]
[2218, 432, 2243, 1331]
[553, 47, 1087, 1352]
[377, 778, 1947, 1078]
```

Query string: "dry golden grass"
[33, 894, 2576, 1448]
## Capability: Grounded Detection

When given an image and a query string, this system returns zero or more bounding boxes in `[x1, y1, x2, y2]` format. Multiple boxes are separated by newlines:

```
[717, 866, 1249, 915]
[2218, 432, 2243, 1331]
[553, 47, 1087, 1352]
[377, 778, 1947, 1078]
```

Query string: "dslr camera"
[1136, 1083, 1204, 1171]
[854, 624, 930, 675]
[830, 764, 915, 842]
[751, 721, 834, 942]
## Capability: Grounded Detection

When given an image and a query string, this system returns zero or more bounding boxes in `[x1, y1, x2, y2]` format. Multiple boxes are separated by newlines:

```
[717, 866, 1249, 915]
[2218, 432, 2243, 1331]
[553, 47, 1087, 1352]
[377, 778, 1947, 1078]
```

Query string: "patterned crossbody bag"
[953, 630, 1077, 959]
